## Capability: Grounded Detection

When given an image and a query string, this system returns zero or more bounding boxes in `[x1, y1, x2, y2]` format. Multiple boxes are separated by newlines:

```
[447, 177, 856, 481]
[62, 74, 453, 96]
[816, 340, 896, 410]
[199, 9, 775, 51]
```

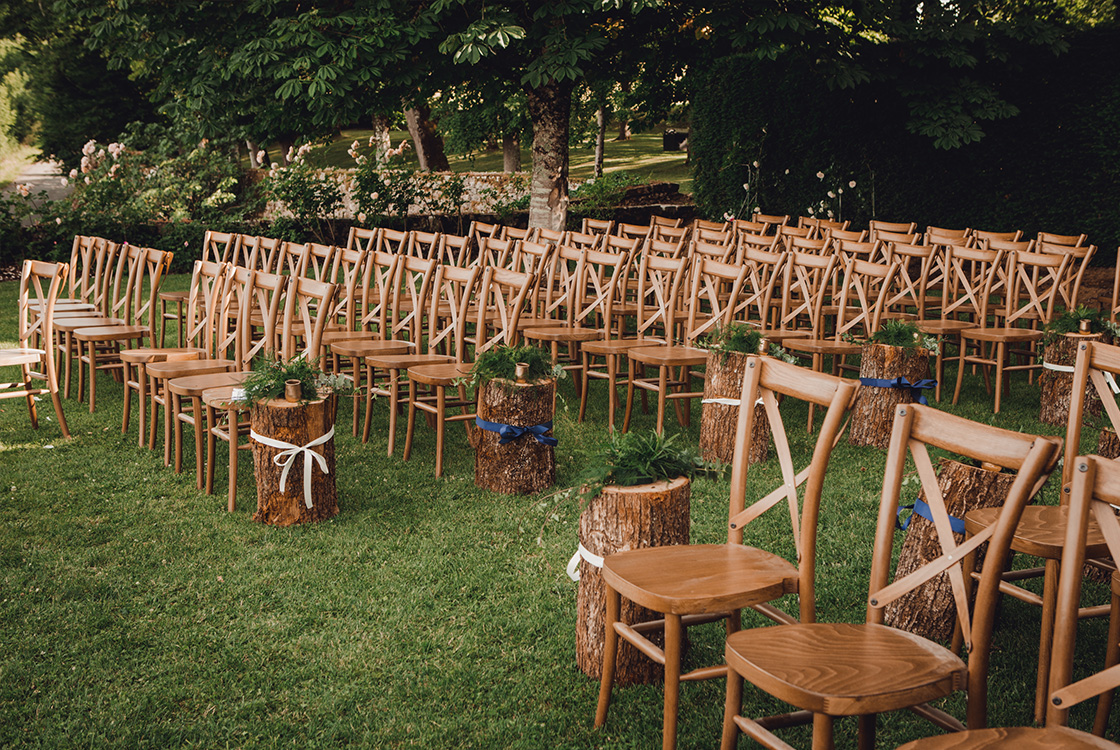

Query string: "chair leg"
[403, 379, 417, 463]
[655, 365, 668, 435]
[953, 340, 968, 405]
[857, 715, 876, 750]
[173, 393, 184, 474]
[662, 613, 682, 750]
[1093, 589, 1120, 735]
[812, 712, 835, 750]
[87, 342, 97, 413]
[595, 586, 621, 728]
[121, 361, 132, 434]
[361, 363, 374, 444]
[622, 363, 636, 434]
[192, 396, 205, 490]
[1035, 558, 1060, 724]
[720, 666, 744, 750]
[22, 365, 38, 428]
[993, 342, 1005, 414]
[50, 388, 70, 439]
[351, 357, 362, 438]
[205, 404, 217, 495]
[386, 368, 400, 456]
[434, 385, 446, 478]
[76, 339, 86, 404]
[137, 364, 148, 448]
[579, 351, 590, 423]
[228, 408, 239, 513]
[607, 354, 618, 433]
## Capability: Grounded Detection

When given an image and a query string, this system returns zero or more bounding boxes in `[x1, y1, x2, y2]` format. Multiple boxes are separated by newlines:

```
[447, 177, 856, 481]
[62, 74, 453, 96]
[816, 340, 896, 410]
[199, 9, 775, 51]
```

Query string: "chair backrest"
[685, 256, 748, 343]
[233, 235, 273, 271]
[581, 217, 613, 235]
[693, 226, 733, 247]
[973, 228, 1023, 244]
[574, 248, 630, 334]
[1065, 340, 1120, 486]
[784, 235, 831, 255]
[390, 255, 439, 345]
[926, 226, 970, 243]
[564, 230, 601, 251]
[689, 237, 736, 264]
[272, 241, 309, 277]
[614, 222, 650, 241]
[799, 216, 851, 235]
[422, 263, 481, 360]
[777, 224, 813, 241]
[534, 227, 564, 246]
[827, 227, 868, 243]
[18, 259, 69, 389]
[1035, 241, 1095, 312]
[754, 212, 790, 233]
[1048, 453, 1120, 726]
[508, 240, 554, 320]
[868, 219, 917, 235]
[347, 225, 380, 253]
[995, 249, 1070, 330]
[883, 242, 939, 320]
[649, 224, 688, 244]
[1037, 231, 1086, 247]
[203, 230, 240, 265]
[325, 247, 367, 332]
[691, 218, 727, 234]
[939, 244, 1003, 324]
[357, 250, 402, 339]
[471, 266, 533, 354]
[303, 242, 336, 281]
[738, 246, 787, 329]
[871, 229, 920, 246]
[643, 236, 687, 259]
[65, 235, 101, 304]
[778, 251, 840, 336]
[535, 244, 583, 325]
[649, 214, 682, 228]
[630, 252, 690, 345]
[378, 228, 412, 256]
[835, 238, 881, 263]
[825, 256, 897, 341]
[409, 230, 442, 260]
[599, 233, 641, 257]
[183, 260, 228, 352]
[477, 236, 517, 269]
[467, 220, 499, 251]
[281, 276, 339, 360]
[866, 405, 1060, 726]
[500, 225, 533, 243]
[439, 233, 472, 267]
[226, 268, 287, 367]
[727, 356, 859, 622]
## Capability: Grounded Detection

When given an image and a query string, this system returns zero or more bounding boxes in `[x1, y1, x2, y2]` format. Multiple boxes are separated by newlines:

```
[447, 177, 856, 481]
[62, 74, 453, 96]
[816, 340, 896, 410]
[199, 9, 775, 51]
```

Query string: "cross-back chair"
[973, 229, 1023, 244]
[721, 404, 1061, 750]
[53, 240, 125, 398]
[828, 227, 869, 243]
[614, 221, 651, 242]
[54, 235, 105, 312]
[1, 259, 71, 438]
[1036, 241, 1095, 312]
[564, 230, 602, 251]
[596, 356, 859, 750]
[644, 236, 687, 259]
[869, 219, 918, 235]
[478, 236, 517, 269]
[303, 242, 336, 281]
[754, 212, 790, 234]
[582, 218, 614, 235]
[410, 230, 442, 260]
[650, 224, 688, 245]
[898, 451, 1120, 748]
[346, 225, 380, 252]
[882, 242, 941, 324]
[378, 228, 412, 256]
[1038, 231, 1087, 247]
[270, 241, 309, 277]
[439, 233, 472, 267]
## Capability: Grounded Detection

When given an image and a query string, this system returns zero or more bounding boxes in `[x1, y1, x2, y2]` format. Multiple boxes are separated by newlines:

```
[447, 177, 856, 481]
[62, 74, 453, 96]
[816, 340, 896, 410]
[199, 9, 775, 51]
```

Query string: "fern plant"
[576, 431, 723, 500]
[865, 319, 938, 353]
[464, 344, 563, 389]
[1039, 306, 1120, 349]
[240, 354, 355, 404]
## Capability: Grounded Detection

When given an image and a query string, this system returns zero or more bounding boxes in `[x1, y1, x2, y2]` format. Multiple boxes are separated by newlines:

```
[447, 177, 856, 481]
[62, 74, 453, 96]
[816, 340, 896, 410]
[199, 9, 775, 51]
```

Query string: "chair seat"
[896, 726, 1118, 749]
[916, 320, 977, 335]
[202, 385, 249, 410]
[147, 359, 236, 381]
[961, 327, 1043, 343]
[119, 347, 206, 365]
[582, 338, 663, 356]
[750, 328, 811, 344]
[513, 316, 568, 330]
[407, 362, 473, 386]
[602, 543, 797, 616]
[0, 348, 44, 366]
[168, 370, 249, 398]
[627, 344, 708, 366]
[365, 352, 454, 370]
[965, 505, 1109, 560]
[522, 326, 605, 343]
[55, 316, 124, 331]
[724, 622, 966, 716]
[320, 329, 375, 346]
[159, 290, 189, 302]
[73, 324, 149, 342]
[785, 339, 862, 356]
[331, 339, 412, 358]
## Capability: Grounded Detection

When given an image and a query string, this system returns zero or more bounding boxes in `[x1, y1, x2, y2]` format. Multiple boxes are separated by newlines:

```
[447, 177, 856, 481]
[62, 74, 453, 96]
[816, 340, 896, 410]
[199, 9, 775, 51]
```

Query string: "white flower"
[752, 160, 759, 168]
[808, 207, 815, 215]
[784, 169, 790, 175]
[848, 180, 857, 188]
[368, 136, 376, 147]
[742, 183, 749, 192]
[68, 168, 78, 179]
[60, 178, 68, 187]
[753, 206, 761, 213]
[827, 210, 834, 218]
[256, 150, 266, 165]
[723, 212, 735, 221]
[837, 188, 843, 195]
[827, 191, 835, 198]
[286, 146, 295, 162]
[370, 191, 379, 200]
[16, 183, 29, 197]
[55, 217, 62, 225]
[356, 212, 367, 223]
[351, 140, 360, 151]
[82, 140, 97, 156]
[84, 176, 91, 184]
[816, 171, 825, 180]
[356, 155, 366, 165]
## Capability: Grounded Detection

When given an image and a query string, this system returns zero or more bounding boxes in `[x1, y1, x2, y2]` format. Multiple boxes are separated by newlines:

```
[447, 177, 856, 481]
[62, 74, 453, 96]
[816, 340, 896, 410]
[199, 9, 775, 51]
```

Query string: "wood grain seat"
[582, 338, 657, 356]
[627, 344, 708, 367]
[522, 325, 605, 343]
[365, 352, 453, 371]
[896, 726, 1119, 749]
[73, 324, 148, 342]
[961, 327, 1042, 343]
[331, 339, 412, 358]
[0, 348, 42, 366]
[55, 315, 124, 331]
[786, 338, 862, 356]
[119, 347, 205, 364]
[168, 370, 248, 399]
[407, 361, 472, 386]
[319, 329, 375, 346]
[726, 622, 966, 716]
[603, 543, 797, 615]
[169, 371, 250, 489]
[147, 358, 235, 381]
[965, 505, 1109, 560]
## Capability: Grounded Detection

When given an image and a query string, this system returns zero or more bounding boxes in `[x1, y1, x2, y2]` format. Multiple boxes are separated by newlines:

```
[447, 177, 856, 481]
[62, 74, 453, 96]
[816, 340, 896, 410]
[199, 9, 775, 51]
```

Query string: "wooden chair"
[53, 235, 106, 312]
[159, 231, 236, 347]
[73, 246, 172, 414]
[439, 233, 472, 267]
[580, 253, 690, 431]
[1, 260, 71, 438]
[649, 214, 682, 228]
[346, 225, 380, 252]
[500, 225, 534, 243]
[614, 221, 651, 242]
[828, 227, 869, 243]
[404, 266, 533, 476]
[409, 230, 442, 260]
[926, 226, 971, 244]
[303, 242, 336, 281]
[466, 220, 499, 252]
[872, 229, 921, 246]
[363, 261, 477, 455]
[622, 257, 746, 434]
[270, 241, 309, 277]
[798, 216, 850, 236]
[643, 236, 687, 259]
[691, 218, 727, 234]
[378, 227, 412, 256]
[954, 249, 1070, 413]
[882, 242, 940, 323]
[737, 246, 797, 342]
[869, 219, 918, 235]
[582, 218, 614, 235]
[962, 338, 1119, 723]
[650, 224, 688, 245]
[897, 452, 1120, 749]
[973, 229, 1023, 244]
[1038, 231, 1087, 247]
[234, 235, 277, 270]
[477, 236, 517, 269]
[721, 405, 1061, 750]
[1036, 241, 1096, 312]
[596, 356, 859, 750]
[565, 230, 603, 251]
[754, 212, 790, 234]
[730, 217, 767, 236]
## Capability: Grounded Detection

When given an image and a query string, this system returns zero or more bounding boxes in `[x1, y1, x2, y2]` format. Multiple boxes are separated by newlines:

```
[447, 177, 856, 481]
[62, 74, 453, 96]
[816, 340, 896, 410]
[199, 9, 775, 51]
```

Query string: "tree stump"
[699, 350, 769, 465]
[474, 378, 557, 494]
[884, 458, 1014, 642]
[850, 343, 931, 449]
[1100, 427, 1120, 459]
[1040, 332, 1102, 426]
[250, 396, 339, 526]
[575, 476, 690, 684]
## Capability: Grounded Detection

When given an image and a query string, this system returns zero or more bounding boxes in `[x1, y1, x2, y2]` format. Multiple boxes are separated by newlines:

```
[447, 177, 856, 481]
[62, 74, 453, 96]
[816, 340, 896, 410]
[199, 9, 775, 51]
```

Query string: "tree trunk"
[250, 397, 339, 526]
[247, 140, 261, 169]
[615, 81, 632, 141]
[501, 131, 521, 173]
[1100, 427, 1120, 459]
[883, 458, 1014, 642]
[594, 107, 607, 178]
[370, 113, 392, 163]
[576, 476, 691, 684]
[526, 80, 573, 231]
[403, 103, 450, 172]
[699, 350, 769, 465]
[1040, 332, 1102, 426]
[474, 378, 556, 494]
[850, 343, 931, 449]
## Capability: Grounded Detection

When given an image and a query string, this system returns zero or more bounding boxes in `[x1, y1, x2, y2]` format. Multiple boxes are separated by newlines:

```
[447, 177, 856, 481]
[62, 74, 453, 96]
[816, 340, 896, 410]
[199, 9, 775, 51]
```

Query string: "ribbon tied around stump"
[859, 376, 937, 405]
[249, 426, 334, 509]
[474, 417, 558, 446]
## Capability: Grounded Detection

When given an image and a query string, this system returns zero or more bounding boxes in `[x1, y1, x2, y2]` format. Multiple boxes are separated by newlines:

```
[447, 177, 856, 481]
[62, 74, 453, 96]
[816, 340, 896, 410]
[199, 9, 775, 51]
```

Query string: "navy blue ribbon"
[897, 498, 966, 534]
[475, 417, 558, 446]
[859, 376, 937, 405]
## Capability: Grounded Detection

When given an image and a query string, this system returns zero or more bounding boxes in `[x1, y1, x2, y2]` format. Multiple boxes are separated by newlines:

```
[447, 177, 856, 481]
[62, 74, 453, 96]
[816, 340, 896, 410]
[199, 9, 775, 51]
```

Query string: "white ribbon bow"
[701, 397, 765, 406]
[250, 427, 335, 508]
[566, 543, 604, 582]
[1042, 360, 1075, 373]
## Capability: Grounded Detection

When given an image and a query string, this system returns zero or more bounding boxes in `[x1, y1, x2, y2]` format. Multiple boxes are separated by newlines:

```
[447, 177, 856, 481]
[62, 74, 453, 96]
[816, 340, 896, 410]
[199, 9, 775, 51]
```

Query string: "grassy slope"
[299, 129, 694, 194]
[0, 145, 38, 190]
[0, 274, 1111, 748]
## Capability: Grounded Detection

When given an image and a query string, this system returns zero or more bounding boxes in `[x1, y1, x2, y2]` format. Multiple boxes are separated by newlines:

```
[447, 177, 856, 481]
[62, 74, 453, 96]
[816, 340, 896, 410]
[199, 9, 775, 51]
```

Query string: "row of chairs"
[594, 343, 1120, 749]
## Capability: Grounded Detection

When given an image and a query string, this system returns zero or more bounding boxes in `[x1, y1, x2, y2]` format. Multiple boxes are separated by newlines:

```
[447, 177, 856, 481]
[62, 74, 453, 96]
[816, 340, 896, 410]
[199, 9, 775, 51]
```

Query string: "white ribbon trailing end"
[566, 543, 605, 582]
[1107, 372, 1120, 395]
[1042, 361, 1075, 373]
[249, 426, 335, 509]
[700, 397, 766, 407]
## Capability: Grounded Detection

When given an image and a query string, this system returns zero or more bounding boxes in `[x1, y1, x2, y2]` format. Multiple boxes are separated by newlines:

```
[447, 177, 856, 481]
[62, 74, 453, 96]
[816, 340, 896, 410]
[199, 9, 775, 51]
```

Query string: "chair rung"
[908, 702, 965, 732]
[1002, 566, 1045, 582]
[681, 612, 729, 627]
[751, 602, 799, 626]
[736, 715, 799, 750]
[680, 664, 726, 682]
[614, 622, 665, 665]
[1078, 604, 1111, 619]
[754, 710, 814, 730]
[995, 579, 1044, 606]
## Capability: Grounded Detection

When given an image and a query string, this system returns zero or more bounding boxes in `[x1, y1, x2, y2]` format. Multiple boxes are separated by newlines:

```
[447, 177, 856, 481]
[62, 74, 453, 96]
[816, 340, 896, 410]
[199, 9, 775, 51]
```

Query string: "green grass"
[298, 129, 693, 194]
[0, 144, 38, 190]
[0, 273, 1113, 748]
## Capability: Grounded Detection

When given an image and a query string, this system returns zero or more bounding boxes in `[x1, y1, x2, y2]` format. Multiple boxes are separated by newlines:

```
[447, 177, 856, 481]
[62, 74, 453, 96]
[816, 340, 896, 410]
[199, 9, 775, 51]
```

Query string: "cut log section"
[884, 458, 1014, 642]
[576, 476, 690, 685]
[474, 378, 557, 495]
[250, 396, 339, 526]
[699, 350, 769, 465]
[1040, 332, 1102, 426]
[850, 343, 931, 449]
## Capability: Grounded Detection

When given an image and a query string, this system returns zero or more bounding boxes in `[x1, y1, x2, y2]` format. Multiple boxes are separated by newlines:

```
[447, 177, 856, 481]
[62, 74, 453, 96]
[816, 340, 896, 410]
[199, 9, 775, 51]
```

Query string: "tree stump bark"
[576, 476, 690, 684]
[699, 350, 769, 465]
[1100, 427, 1120, 459]
[850, 343, 931, 449]
[884, 458, 1014, 642]
[250, 397, 339, 526]
[474, 378, 557, 494]
[1040, 332, 1102, 426]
